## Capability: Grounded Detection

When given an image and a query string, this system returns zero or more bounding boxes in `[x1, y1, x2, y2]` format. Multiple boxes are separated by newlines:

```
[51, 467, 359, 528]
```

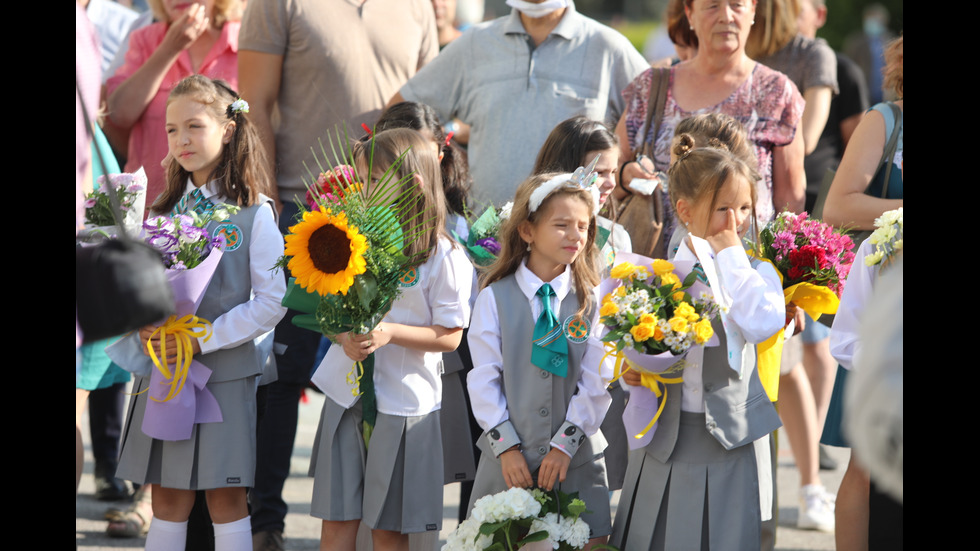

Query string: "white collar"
[515, 260, 572, 302]
[183, 178, 223, 201]
[674, 238, 698, 263]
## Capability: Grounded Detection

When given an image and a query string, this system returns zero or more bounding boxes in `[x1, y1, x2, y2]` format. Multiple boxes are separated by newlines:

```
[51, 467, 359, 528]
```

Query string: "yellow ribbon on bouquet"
[143, 314, 213, 403]
[603, 342, 684, 439]
[752, 255, 841, 401]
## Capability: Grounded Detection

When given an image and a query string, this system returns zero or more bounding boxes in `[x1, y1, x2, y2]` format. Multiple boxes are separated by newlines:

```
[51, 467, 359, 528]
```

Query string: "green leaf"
[479, 521, 510, 535]
[518, 531, 550, 545]
[353, 273, 379, 311]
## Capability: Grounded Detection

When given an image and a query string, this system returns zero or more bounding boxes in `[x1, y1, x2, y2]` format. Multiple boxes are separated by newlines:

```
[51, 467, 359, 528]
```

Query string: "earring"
[527, 243, 532, 252]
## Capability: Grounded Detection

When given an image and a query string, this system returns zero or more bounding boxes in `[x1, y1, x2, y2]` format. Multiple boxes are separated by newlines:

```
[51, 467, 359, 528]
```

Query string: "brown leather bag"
[615, 68, 669, 259]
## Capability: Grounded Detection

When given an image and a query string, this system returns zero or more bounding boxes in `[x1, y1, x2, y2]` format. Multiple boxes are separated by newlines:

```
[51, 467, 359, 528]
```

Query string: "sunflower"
[285, 207, 368, 296]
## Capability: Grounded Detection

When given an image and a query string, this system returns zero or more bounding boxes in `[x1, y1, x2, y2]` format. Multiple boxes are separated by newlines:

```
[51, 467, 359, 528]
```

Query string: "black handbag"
[76, 77, 175, 343]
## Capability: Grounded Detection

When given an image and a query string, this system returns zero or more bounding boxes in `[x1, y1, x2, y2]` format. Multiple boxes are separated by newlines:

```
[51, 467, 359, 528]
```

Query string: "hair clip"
[569, 154, 600, 189]
[445, 131, 454, 147]
[228, 98, 249, 116]
[528, 154, 602, 216]
[361, 123, 373, 137]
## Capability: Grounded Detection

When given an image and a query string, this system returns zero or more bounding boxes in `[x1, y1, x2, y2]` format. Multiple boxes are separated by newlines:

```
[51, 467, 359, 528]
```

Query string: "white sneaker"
[798, 484, 835, 532]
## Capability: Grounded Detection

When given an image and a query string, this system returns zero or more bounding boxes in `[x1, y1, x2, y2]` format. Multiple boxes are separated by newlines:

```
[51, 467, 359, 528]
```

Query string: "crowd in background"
[77, 1, 903, 550]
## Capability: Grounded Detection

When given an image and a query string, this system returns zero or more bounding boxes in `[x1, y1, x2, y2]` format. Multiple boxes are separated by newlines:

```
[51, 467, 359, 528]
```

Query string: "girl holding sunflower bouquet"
[293, 128, 474, 551]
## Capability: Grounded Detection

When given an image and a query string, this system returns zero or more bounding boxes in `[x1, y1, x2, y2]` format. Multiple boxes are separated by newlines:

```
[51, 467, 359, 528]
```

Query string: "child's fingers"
[538, 463, 556, 491]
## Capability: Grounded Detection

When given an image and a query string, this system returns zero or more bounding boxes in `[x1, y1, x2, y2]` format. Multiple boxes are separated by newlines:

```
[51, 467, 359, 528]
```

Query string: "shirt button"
[538, 446, 548, 455]
[706, 421, 717, 430]
[540, 370, 550, 378]
[539, 408, 549, 417]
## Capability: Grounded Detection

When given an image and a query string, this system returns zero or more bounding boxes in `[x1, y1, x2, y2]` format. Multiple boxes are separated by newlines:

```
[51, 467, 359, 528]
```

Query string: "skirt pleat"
[116, 375, 257, 490]
[611, 412, 761, 551]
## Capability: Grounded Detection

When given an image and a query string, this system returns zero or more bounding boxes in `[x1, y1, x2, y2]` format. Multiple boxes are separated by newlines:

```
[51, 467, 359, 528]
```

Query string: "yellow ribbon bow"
[751, 254, 840, 401]
[144, 314, 213, 402]
[604, 342, 685, 440]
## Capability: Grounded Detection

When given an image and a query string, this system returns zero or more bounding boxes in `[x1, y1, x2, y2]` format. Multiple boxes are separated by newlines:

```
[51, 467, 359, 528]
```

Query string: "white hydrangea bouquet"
[864, 207, 903, 268]
[443, 488, 593, 551]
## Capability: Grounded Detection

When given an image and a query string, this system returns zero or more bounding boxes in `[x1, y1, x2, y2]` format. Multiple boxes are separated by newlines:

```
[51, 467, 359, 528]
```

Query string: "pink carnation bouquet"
[760, 211, 855, 301]
[754, 212, 855, 400]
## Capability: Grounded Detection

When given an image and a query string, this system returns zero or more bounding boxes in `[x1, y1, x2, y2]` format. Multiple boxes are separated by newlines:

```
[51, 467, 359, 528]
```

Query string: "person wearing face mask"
[391, 0, 648, 207]
[844, 3, 895, 104]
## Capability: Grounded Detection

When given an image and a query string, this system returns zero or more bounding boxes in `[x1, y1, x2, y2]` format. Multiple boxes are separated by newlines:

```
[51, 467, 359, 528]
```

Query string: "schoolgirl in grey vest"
[604, 134, 787, 551]
[466, 171, 615, 541]
[112, 74, 287, 551]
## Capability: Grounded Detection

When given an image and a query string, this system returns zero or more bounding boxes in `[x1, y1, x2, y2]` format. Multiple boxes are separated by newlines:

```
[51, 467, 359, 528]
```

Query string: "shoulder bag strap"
[876, 102, 902, 199]
[636, 67, 670, 161]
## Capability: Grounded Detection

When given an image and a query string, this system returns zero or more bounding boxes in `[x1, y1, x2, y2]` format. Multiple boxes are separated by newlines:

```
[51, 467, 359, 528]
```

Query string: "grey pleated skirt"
[469, 449, 612, 538]
[309, 397, 444, 533]
[440, 364, 477, 484]
[116, 375, 258, 490]
[611, 412, 762, 551]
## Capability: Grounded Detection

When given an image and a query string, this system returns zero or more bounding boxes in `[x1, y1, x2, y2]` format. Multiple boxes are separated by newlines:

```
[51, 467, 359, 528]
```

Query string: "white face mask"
[505, 0, 567, 19]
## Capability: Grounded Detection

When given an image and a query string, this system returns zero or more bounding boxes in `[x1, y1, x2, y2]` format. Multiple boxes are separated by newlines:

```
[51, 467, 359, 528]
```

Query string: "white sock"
[213, 515, 253, 551]
[145, 517, 187, 551]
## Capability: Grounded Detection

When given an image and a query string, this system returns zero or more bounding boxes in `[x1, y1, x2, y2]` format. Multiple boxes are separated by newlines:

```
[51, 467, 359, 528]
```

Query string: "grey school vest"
[644, 311, 782, 463]
[194, 197, 272, 383]
[481, 275, 607, 472]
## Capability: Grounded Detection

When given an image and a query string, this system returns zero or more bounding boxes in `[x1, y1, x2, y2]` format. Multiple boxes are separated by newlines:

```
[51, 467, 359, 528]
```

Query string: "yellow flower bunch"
[600, 300, 619, 317]
[668, 316, 689, 334]
[674, 302, 699, 322]
[651, 259, 675, 276]
[610, 261, 650, 281]
[631, 323, 657, 342]
[693, 318, 714, 344]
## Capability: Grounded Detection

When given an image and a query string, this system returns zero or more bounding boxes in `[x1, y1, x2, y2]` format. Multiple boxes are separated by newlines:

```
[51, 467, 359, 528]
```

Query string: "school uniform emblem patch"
[214, 222, 243, 251]
[562, 315, 591, 343]
[398, 267, 419, 287]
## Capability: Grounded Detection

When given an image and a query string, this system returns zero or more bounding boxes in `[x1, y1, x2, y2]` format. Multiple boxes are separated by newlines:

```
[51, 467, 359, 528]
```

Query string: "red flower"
[788, 245, 829, 282]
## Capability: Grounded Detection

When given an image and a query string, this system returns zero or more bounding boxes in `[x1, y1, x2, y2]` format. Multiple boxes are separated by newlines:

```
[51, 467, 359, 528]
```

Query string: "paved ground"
[77, 389, 845, 550]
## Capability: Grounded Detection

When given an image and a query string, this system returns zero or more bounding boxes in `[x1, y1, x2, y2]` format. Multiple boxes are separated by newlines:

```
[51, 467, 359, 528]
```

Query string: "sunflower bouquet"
[277, 132, 429, 444]
[452, 201, 512, 267]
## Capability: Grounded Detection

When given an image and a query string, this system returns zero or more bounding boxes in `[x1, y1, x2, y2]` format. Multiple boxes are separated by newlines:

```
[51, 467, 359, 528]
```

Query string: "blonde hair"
[672, 113, 757, 171]
[482, 173, 601, 319]
[668, 134, 761, 248]
[883, 35, 903, 98]
[746, 0, 800, 59]
[352, 128, 447, 267]
[148, 0, 242, 28]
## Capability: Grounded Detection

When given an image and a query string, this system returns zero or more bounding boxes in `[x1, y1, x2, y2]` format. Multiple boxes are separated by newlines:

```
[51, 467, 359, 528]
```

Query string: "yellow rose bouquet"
[601, 256, 718, 358]
[599, 252, 719, 444]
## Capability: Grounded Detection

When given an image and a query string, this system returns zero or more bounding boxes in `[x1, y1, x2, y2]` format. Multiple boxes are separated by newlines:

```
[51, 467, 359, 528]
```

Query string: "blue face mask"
[863, 17, 885, 37]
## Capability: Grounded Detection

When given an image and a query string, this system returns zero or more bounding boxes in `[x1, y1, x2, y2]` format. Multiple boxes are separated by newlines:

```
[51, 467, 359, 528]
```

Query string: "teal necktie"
[531, 283, 568, 377]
